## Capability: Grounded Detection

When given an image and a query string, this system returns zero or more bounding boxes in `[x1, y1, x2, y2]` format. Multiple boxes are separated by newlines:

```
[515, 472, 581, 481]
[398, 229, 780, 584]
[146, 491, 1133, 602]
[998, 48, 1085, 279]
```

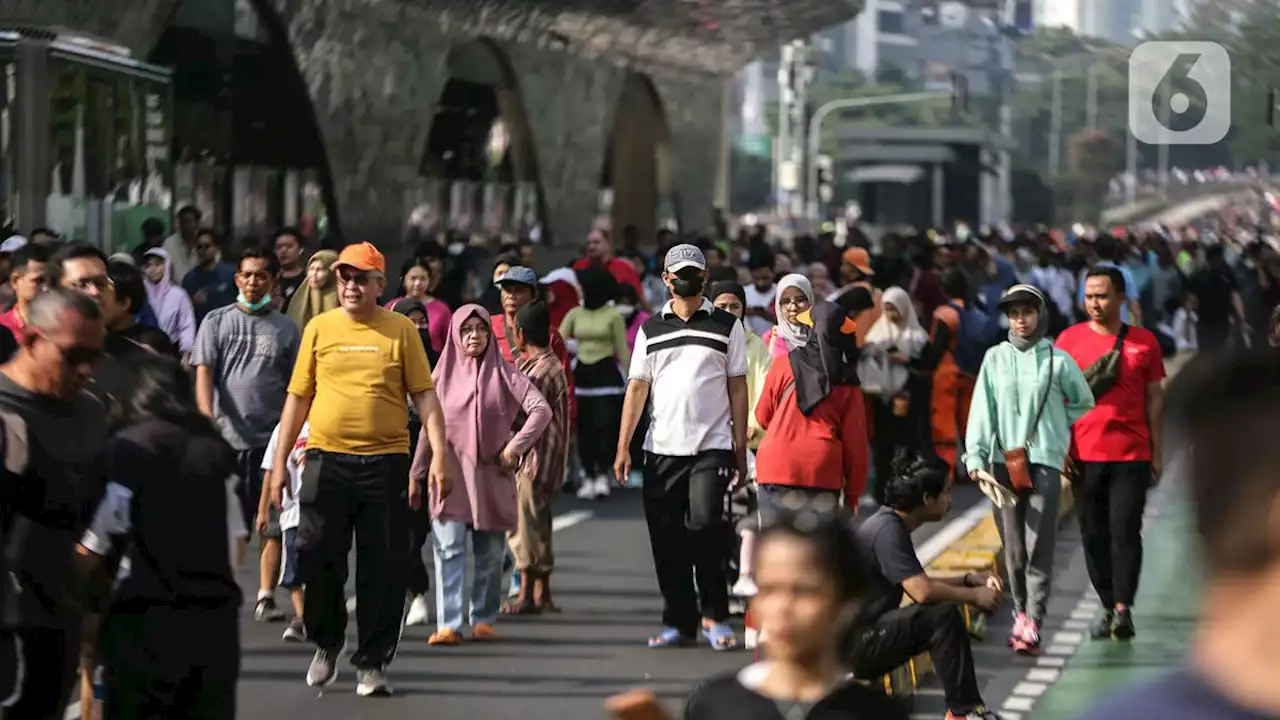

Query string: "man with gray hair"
[0, 287, 109, 719]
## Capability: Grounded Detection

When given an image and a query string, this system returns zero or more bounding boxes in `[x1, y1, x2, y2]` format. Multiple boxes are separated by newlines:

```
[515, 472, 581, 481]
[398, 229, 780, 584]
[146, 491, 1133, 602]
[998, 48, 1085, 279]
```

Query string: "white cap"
[0, 236, 28, 253]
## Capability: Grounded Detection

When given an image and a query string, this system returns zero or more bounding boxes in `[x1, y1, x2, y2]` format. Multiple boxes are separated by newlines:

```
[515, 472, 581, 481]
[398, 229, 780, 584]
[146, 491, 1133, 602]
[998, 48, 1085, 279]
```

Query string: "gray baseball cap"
[663, 244, 707, 273]
[494, 265, 539, 288]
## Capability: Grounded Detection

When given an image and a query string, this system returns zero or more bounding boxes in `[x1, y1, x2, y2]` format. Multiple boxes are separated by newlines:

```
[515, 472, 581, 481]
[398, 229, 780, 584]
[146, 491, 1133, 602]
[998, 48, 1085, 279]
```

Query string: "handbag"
[999, 351, 1055, 493]
[1082, 324, 1128, 399]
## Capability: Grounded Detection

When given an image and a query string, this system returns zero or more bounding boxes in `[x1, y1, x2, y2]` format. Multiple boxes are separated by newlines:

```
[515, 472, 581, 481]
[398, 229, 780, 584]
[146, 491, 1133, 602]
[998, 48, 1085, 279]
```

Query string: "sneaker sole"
[356, 684, 393, 697]
[282, 630, 307, 643]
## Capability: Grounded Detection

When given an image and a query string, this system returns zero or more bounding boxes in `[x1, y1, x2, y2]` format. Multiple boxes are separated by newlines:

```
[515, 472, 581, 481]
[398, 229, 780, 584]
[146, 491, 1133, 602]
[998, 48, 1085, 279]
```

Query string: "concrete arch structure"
[11, 0, 865, 252]
[602, 72, 672, 246]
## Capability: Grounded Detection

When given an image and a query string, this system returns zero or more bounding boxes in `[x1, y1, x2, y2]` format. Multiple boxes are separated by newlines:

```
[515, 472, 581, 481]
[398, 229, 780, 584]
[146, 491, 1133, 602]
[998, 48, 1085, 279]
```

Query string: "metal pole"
[1086, 65, 1100, 130]
[1049, 66, 1063, 176]
[1157, 82, 1170, 200]
[775, 46, 793, 219]
[805, 90, 951, 221]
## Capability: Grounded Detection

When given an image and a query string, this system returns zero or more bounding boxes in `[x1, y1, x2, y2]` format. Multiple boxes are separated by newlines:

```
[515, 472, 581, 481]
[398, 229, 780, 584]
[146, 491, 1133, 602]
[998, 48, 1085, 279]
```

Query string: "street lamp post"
[804, 89, 952, 221]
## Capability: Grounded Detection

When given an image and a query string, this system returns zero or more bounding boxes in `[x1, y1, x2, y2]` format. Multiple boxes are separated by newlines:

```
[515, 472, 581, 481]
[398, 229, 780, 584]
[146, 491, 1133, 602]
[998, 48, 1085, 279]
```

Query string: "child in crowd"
[261, 420, 309, 642]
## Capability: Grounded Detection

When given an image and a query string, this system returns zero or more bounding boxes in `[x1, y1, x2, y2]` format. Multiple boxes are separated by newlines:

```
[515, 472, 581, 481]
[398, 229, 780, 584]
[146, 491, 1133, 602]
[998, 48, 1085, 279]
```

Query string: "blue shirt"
[182, 262, 239, 323]
[1077, 261, 1139, 323]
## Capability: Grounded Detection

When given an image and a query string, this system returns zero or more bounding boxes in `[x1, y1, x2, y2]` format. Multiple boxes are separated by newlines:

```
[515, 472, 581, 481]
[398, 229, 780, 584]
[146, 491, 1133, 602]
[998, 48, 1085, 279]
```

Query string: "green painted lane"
[1034, 500, 1202, 720]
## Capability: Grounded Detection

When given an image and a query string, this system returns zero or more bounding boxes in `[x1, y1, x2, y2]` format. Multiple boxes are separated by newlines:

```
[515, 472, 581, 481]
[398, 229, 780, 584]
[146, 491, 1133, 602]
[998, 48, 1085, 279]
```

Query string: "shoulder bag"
[1082, 324, 1128, 400]
[1000, 350, 1054, 493]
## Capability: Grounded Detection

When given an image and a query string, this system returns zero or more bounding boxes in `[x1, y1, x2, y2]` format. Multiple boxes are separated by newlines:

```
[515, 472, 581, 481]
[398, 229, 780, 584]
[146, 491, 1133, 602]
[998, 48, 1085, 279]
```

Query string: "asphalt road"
[228, 483, 998, 720]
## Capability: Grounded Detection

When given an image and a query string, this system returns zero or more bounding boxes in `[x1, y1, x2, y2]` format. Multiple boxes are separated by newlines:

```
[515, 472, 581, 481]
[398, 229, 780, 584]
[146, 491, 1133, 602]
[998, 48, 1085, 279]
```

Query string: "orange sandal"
[428, 629, 463, 646]
[472, 622, 498, 640]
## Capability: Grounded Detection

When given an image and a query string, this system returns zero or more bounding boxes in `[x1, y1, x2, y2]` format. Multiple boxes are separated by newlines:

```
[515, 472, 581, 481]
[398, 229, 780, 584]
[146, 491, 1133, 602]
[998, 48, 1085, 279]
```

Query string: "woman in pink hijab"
[411, 304, 551, 646]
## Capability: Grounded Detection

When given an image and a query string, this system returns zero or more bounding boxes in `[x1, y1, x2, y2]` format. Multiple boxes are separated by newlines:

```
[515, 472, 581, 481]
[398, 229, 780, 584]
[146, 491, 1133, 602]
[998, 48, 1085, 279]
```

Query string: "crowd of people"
[0, 199, 1273, 720]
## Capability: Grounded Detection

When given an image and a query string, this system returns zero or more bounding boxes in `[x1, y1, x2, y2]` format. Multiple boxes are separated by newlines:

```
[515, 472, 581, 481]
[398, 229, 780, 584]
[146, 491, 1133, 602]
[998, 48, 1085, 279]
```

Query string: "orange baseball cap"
[333, 241, 386, 274]
[841, 247, 875, 275]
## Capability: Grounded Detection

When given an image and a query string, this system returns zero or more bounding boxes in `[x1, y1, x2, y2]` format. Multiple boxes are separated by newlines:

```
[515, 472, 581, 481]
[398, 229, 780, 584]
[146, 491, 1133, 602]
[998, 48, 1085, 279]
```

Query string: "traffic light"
[951, 72, 970, 114]
[816, 155, 834, 204]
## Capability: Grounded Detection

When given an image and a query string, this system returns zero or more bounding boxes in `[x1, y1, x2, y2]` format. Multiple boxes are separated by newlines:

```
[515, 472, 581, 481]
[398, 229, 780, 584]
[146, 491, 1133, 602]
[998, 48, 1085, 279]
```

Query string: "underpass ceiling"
[426, 0, 864, 75]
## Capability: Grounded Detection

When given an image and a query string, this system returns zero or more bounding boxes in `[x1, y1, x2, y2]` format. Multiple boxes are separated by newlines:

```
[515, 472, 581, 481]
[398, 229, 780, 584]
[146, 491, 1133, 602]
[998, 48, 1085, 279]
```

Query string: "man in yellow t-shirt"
[269, 241, 447, 698]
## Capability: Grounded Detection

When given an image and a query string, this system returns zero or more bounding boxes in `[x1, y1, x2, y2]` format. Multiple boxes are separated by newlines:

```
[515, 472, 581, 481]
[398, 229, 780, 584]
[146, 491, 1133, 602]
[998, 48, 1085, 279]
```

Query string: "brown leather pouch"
[892, 392, 911, 417]
[1003, 447, 1035, 492]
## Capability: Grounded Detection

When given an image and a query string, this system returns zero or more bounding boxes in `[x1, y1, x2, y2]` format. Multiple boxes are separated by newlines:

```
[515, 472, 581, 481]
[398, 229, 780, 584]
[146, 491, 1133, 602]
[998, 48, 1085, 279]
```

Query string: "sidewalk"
[1031, 487, 1201, 719]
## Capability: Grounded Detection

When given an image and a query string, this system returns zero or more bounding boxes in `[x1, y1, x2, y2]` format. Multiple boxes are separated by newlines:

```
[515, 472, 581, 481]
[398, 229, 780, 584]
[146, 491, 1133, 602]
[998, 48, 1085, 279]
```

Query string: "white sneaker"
[576, 476, 598, 500]
[594, 475, 611, 499]
[346, 596, 358, 614]
[731, 575, 758, 598]
[355, 667, 393, 697]
[405, 594, 430, 626]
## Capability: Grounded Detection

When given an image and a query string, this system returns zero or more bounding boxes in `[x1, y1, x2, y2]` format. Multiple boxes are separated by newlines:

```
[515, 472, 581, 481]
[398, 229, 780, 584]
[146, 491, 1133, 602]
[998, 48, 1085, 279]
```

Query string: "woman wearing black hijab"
[393, 297, 438, 624]
[752, 300, 870, 518]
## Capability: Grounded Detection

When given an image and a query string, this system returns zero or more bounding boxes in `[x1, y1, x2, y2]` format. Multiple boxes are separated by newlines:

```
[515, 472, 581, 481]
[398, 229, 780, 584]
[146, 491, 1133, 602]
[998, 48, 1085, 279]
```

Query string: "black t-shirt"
[854, 508, 924, 623]
[277, 272, 305, 311]
[107, 420, 241, 610]
[0, 373, 107, 628]
[117, 323, 179, 359]
[1076, 669, 1272, 720]
[686, 670, 911, 720]
[1188, 266, 1237, 326]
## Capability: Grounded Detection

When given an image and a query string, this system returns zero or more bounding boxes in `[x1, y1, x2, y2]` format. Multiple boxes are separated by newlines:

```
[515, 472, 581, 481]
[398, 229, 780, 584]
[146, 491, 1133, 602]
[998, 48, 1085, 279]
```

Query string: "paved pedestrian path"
[1030, 492, 1200, 720]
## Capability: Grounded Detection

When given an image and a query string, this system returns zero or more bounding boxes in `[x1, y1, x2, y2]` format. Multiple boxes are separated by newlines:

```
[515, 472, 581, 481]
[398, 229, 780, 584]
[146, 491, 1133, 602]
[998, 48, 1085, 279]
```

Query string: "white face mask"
[615, 304, 636, 318]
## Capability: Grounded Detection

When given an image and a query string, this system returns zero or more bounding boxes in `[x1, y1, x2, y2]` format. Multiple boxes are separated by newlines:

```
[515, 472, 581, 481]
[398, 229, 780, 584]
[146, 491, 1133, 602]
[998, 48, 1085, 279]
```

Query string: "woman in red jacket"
[754, 300, 869, 517]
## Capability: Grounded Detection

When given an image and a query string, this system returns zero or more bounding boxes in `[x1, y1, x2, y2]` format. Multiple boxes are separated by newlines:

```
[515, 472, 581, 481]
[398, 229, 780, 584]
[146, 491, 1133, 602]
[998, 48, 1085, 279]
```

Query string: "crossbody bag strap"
[1026, 348, 1055, 448]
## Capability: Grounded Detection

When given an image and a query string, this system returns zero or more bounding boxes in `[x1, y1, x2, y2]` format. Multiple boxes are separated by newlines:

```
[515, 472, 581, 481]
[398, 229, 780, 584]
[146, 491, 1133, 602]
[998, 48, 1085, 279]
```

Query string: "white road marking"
[916, 499, 992, 566]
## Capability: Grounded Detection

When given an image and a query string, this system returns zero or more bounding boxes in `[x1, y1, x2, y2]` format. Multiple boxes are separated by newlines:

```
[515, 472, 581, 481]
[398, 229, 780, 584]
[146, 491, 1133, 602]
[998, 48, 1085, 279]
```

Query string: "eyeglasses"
[35, 333, 103, 367]
[337, 269, 376, 286]
[460, 324, 490, 338]
[68, 276, 112, 293]
[780, 296, 811, 309]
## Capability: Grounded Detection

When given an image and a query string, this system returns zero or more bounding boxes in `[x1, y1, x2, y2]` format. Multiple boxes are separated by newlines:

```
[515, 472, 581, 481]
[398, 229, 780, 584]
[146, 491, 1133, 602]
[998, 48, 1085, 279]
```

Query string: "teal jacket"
[962, 338, 1094, 475]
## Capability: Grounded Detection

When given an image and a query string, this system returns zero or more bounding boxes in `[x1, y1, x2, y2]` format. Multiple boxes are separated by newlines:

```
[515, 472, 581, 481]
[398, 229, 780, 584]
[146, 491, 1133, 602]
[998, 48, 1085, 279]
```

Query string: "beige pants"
[508, 478, 554, 574]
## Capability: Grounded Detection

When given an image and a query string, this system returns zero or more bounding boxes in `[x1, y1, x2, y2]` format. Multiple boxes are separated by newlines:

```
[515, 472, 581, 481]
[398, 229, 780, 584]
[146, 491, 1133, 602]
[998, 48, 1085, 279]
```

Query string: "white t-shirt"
[261, 422, 307, 531]
[743, 283, 777, 337]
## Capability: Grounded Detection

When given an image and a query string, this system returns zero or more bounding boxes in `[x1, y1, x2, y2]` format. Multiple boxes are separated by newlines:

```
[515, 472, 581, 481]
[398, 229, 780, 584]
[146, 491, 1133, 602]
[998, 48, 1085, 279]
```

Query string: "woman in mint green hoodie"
[963, 284, 1094, 656]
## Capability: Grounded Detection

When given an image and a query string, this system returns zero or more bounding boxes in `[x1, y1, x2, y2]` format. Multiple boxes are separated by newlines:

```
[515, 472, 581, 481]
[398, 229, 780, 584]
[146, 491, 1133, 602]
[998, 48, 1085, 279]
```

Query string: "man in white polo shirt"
[614, 243, 748, 652]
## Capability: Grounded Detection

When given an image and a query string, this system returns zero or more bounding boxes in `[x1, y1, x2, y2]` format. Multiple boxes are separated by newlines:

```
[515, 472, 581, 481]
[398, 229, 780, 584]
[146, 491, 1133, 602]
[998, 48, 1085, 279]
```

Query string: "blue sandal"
[702, 623, 739, 652]
[648, 627, 691, 648]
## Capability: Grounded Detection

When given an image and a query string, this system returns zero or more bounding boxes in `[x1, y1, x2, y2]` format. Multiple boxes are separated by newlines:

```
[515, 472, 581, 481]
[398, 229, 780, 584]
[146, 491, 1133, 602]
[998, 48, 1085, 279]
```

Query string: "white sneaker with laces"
[356, 667, 393, 697]
[405, 594, 430, 626]
[576, 476, 598, 500]
[594, 475, 611, 499]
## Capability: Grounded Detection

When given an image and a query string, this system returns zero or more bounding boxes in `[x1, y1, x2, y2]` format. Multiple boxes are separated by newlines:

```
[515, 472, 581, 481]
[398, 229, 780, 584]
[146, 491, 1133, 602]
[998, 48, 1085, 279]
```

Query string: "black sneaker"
[1090, 610, 1115, 639]
[255, 596, 286, 623]
[282, 616, 307, 643]
[1112, 608, 1136, 640]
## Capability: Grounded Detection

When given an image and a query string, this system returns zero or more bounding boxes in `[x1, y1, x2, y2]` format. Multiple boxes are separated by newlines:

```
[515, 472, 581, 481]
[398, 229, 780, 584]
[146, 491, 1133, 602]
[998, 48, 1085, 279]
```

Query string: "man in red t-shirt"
[1056, 265, 1165, 644]
[490, 266, 575, 422]
[571, 228, 646, 308]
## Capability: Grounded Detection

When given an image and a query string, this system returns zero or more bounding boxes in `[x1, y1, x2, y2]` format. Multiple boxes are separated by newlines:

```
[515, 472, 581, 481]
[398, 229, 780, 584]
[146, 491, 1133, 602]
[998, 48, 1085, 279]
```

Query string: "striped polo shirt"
[629, 298, 747, 456]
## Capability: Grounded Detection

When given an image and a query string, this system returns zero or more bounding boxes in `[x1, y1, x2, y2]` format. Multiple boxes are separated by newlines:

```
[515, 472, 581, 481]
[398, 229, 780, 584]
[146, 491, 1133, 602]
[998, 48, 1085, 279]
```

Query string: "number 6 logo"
[1129, 41, 1231, 145]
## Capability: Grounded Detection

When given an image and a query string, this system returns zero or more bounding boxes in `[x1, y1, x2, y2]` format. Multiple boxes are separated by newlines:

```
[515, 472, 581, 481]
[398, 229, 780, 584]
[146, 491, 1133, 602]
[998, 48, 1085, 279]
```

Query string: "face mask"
[615, 304, 636, 319]
[670, 275, 705, 298]
[239, 292, 272, 312]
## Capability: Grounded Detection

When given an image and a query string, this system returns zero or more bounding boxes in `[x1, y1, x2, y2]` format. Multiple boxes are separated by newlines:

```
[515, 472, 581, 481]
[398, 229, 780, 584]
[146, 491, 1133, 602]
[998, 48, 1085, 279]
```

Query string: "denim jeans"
[431, 519, 506, 632]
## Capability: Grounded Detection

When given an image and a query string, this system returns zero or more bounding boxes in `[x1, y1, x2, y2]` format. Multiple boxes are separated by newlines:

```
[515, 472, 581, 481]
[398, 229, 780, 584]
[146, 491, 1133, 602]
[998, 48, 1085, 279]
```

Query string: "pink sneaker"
[1008, 612, 1027, 649]
[1013, 617, 1041, 655]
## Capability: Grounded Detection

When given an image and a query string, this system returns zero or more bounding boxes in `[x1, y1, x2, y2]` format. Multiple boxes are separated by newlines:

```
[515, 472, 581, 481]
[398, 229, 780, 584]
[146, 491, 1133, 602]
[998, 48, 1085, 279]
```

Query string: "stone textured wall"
[16, 0, 731, 254]
[264, 0, 728, 252]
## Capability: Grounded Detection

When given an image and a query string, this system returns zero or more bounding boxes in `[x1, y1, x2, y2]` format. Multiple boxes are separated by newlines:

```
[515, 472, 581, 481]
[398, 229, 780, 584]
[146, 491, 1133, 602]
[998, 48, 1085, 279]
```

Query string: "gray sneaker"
[306, 647, 341, 688]
[356, 667, 393, 697]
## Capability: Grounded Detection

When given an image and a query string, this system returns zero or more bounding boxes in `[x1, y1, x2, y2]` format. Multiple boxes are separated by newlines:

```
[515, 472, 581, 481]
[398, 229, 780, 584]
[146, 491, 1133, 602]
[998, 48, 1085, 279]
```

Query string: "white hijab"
[860, 286, 929, 396]
[772, 273, 814, 351]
